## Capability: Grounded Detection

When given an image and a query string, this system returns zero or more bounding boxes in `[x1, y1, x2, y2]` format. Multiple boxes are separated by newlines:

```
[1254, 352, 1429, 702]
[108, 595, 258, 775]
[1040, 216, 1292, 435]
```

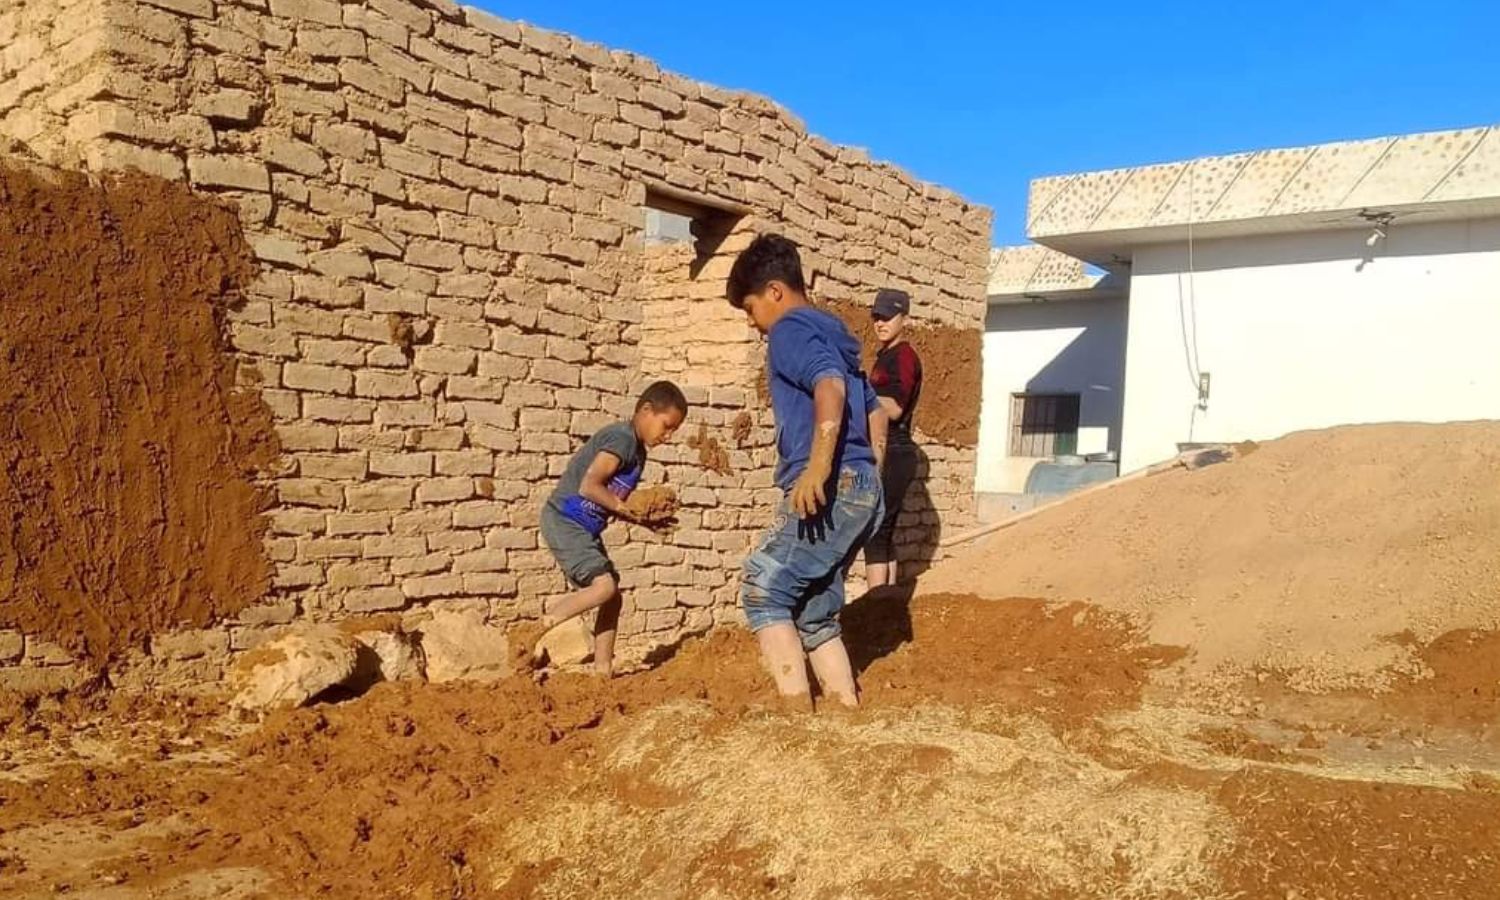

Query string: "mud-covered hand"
[790, 420, 838, 518]
[620, 485, 678, 525]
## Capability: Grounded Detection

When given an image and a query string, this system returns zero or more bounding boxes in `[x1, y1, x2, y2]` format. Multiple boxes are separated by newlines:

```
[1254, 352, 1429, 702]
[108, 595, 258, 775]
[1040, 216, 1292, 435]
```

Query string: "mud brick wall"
[0, 0, 990, 685]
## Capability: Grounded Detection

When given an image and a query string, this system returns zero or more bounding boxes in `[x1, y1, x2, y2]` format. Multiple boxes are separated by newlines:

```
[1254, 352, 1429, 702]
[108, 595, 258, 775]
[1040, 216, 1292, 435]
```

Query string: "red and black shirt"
[870, 342, 922, 441]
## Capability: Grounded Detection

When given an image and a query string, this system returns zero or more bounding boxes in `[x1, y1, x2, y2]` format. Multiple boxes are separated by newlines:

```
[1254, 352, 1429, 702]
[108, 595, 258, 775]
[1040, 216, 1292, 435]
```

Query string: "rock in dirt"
[536, 618, 593, 667]
[415, 610, 512, 683]
[230, 626, 359, 710]
[351, 630, 424, 684]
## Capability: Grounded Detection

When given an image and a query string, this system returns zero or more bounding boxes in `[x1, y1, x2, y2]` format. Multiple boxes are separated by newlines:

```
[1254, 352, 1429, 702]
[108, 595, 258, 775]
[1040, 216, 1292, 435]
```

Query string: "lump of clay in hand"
[623, 485, 678, 523]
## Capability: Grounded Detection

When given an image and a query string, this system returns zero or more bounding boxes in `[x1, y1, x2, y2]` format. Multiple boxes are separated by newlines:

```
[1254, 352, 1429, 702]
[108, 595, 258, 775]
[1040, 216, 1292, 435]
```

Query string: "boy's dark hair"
[636, 380, 688, 414]
[726, 233, 805, 309]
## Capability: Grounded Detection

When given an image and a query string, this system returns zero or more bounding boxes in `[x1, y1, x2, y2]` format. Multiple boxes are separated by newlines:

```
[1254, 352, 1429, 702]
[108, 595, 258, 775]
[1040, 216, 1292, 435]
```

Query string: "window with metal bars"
[1008, 393, 1081, 458]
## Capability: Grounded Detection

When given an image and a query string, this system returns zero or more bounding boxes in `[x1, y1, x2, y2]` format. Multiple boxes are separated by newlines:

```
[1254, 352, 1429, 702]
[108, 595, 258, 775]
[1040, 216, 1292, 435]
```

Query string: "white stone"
[353, 630, 425, 683]
[229, 625, 359, 710]
[415, 609, 512, 683]
[536, 618, 592, 667]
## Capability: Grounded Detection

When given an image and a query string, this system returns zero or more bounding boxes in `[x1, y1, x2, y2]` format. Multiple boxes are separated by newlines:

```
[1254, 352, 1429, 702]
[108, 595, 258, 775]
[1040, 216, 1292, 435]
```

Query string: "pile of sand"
[923, 422, 1500, 690]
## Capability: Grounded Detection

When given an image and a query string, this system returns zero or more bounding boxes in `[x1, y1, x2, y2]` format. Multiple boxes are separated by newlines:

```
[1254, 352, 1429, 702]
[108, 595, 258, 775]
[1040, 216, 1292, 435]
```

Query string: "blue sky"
[482, 2, 1499, 246]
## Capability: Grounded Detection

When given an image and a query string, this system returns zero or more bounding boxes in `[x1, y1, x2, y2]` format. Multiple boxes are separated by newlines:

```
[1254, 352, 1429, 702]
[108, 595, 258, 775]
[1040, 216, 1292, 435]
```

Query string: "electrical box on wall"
[1197, 372, 1212, 410]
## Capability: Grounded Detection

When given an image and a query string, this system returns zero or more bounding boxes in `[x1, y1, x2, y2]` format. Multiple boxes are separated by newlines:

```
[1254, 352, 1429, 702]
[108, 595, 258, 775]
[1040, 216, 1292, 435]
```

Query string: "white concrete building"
[981, 123, 1500, 497]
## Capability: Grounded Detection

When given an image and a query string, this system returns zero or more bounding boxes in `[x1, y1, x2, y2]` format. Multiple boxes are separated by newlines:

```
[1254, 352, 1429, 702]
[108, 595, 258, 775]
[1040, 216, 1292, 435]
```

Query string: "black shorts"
[867, 444, 918, 564]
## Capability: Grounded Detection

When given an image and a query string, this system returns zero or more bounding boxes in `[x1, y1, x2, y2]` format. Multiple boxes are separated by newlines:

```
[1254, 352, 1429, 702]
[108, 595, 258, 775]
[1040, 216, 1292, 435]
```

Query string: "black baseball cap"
[871, 288, 910, 319]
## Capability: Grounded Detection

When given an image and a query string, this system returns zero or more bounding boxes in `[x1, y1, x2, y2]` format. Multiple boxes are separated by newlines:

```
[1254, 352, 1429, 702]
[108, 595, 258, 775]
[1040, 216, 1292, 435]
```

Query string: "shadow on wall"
[1025, 320, 1127, 452]
[987, 296, 1129, 456]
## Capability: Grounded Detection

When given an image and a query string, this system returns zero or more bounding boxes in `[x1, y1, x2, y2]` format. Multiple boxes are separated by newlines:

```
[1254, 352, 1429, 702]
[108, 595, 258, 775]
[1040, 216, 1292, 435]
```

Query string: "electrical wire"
[1175, 160, 1206, 443]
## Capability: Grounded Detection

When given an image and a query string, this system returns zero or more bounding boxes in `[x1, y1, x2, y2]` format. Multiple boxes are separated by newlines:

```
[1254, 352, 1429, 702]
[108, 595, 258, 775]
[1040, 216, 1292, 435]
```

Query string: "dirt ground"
[3, 589, 1498, 900]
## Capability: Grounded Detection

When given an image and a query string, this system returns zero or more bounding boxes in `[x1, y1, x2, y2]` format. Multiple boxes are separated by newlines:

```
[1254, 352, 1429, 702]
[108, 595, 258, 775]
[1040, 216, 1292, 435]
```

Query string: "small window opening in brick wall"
[1009, 393, 1081, 458]
[642, 183, 746, 277]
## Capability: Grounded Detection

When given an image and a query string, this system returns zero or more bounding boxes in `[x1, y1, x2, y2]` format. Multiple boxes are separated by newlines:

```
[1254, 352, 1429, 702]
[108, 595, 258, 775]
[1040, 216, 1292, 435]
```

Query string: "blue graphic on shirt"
[558, 461, 643, 537]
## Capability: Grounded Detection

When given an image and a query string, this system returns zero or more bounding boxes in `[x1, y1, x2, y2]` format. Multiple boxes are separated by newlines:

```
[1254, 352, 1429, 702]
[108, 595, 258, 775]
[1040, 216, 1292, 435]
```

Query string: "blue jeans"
[740, 463, 884, 651]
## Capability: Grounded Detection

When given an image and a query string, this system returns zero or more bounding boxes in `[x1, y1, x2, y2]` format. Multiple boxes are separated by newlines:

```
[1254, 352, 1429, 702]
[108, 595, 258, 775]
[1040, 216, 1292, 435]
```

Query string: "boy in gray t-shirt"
[514, 381, 686, 676]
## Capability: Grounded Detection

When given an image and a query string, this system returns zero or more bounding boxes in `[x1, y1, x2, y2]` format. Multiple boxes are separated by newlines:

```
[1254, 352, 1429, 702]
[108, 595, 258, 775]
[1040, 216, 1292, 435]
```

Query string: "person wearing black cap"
[866, 288, 923, 587]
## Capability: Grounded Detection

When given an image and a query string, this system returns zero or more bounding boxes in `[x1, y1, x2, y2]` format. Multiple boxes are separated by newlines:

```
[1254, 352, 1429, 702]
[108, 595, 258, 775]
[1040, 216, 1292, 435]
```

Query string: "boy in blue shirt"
[516, 381, 687, 676]
[726, 234, 888, 709]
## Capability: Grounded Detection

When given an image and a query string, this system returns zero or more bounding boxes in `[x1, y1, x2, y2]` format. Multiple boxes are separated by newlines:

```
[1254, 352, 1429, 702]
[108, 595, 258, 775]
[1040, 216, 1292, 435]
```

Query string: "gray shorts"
[540, 505, 615, 588]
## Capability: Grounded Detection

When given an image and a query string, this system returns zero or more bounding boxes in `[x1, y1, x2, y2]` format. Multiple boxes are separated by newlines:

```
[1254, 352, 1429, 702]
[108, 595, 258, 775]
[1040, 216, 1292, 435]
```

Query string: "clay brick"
[340, 59, 405, 103]
[413, 346, 475, 374]
[235, 601, 301, 626]
[411, 427, 466, 450]
[364, 285, 426, 315]
[461, 141, 518, 176]
[298, 26, 366, 58]
[489, 88, 546, 124]
[343, 161, 406, 202]
[343, 5, 410, 47]
[408, 33, 466, 73]
[370, 451, 434, 477]
[408, 122, 465, 159]
[280, 479, 344, 507]
[191, 88, 259, 124]
[270, 508, 329, 535]
[382, 142, 440, 181]
[435, 450, 493, 476]
[342, 224, 403, 259]
[368, 0, 434, 32]
[375, 400, 435, 427]
[467, 424, 518, 452]
[425, 323, 484, 351]
[343, 587, 408, 612]
[453, 502, 505, 528]
[369, 40, 433, 90]
[263, 134, 327, 177]
[402, 573, 462, 599]
[141, 0, 212, 17]
[408, 182, 468, 213]
[275, 564, 325, 588]
[275, 422, 340, 451]
[416, 477, 475, 504]
[327, 561, 392, 589]
[391, 508, 452, 535]
[346, 481, 415, 511]
[405, 237, 463, 269]
[308, 248, 375, 280]
[645, 610, 685, 631]
[363, 535, 429, 558]
[450, 548, 507, 573]
[530, 358, 580, 388]
[338, 426, 405, 452]
[437, 212, 492, 248]
[428, 531, 484, 555]
[304, 396, 376, 423]
[188, 154, 269, 191]
[354, 371, 419, 399]
[327, 512, 392, 535]
[391, 553, 451, 576]
[298, 453, 369, 480]
[270, 0, 342, 26]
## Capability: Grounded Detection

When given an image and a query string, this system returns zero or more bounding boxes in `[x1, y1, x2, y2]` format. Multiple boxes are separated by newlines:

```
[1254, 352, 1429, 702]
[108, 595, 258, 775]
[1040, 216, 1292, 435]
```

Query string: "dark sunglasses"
[871, 312, 898, 323]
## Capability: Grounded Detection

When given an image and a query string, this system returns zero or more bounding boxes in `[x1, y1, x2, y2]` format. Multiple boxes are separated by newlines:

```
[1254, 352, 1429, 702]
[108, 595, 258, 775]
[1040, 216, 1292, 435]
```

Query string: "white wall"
[976, 297, 1128, 493]
[1122, 217, 1500, 472]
